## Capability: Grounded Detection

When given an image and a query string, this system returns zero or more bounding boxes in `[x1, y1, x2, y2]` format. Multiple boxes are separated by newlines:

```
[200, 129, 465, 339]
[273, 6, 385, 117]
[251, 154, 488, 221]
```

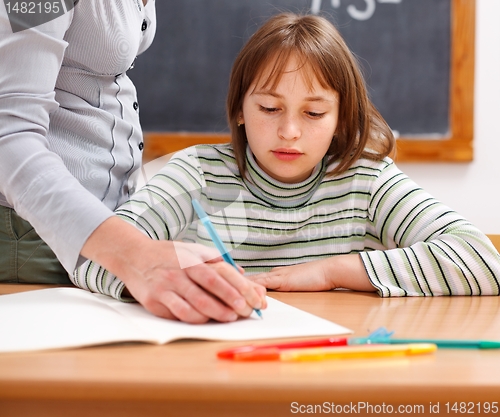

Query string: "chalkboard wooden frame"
[142, 0, 475, 163]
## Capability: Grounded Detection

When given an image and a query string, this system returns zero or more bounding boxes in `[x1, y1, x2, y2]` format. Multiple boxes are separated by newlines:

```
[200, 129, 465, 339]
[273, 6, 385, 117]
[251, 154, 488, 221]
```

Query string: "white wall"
[398, 0, 500, 234]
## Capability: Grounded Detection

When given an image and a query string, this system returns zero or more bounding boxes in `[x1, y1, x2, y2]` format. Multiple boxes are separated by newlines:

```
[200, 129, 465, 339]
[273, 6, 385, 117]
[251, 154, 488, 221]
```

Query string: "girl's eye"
[259, 105, 279, 113]
[307, 111, 326, 118]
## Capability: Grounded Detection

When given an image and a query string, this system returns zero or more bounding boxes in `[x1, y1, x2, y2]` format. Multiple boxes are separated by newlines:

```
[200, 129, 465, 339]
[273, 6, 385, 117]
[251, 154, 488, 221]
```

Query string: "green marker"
[354, 338, 500, 349]
[352, 327, 500, 349]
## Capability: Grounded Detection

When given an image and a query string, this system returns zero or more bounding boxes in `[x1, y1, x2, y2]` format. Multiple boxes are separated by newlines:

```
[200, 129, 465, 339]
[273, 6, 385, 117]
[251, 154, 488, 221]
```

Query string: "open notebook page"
[0, 287, 351, 353]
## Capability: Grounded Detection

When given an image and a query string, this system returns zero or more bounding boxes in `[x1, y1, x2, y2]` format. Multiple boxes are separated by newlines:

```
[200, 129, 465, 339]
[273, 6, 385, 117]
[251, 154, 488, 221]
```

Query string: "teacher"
[0, 0, 265, 323]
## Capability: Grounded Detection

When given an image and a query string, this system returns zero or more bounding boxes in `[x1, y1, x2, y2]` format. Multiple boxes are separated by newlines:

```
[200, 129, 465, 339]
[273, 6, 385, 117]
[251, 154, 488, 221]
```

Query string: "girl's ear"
[237, 112, 245, 127]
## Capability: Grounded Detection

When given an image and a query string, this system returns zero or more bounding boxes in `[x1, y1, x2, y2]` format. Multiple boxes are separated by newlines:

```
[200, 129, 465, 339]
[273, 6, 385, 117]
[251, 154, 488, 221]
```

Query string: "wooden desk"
[1, 285, 500, 417]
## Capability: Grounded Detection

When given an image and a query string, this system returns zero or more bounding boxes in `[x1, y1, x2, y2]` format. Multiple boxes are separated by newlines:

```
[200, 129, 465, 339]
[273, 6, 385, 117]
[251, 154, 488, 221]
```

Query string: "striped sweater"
[73, 144, 500, 299]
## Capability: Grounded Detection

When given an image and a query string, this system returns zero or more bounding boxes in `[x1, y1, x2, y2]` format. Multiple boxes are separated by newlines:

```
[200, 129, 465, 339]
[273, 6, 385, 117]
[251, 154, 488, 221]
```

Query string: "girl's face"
[240, 56, 339, 184]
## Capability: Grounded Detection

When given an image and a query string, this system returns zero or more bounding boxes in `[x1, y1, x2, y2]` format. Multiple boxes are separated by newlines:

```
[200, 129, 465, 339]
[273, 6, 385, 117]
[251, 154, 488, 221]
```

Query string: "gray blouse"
[0, 1, 157, 272]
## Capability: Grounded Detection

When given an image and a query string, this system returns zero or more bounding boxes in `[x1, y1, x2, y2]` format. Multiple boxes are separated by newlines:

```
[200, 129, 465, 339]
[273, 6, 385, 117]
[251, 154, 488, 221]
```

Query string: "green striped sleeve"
[360, 161, 500, 296]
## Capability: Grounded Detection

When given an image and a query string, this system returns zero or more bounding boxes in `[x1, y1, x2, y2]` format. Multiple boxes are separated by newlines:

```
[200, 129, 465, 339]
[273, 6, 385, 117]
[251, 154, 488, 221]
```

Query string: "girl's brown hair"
[226, 13, 395, 177]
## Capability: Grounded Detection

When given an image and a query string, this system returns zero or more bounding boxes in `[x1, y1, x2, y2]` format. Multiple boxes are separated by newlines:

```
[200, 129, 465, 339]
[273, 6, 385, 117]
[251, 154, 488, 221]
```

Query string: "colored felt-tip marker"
[191, 199, 262, 318]
[355, 338, 500, 349]
[357, 327, 500, 349]
[229, 343, 437, 362]
[217, 337, 349, 359]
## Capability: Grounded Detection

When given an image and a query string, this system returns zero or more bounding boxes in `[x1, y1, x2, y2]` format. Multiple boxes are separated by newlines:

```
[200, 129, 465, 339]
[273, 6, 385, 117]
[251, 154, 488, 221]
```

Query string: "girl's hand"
[249, 258, 334, 291]
[249, 255, 376, 293]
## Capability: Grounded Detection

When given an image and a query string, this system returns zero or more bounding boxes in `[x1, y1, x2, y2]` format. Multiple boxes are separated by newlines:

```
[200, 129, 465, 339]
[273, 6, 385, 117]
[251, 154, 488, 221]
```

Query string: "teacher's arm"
[80, 216, 266, 324]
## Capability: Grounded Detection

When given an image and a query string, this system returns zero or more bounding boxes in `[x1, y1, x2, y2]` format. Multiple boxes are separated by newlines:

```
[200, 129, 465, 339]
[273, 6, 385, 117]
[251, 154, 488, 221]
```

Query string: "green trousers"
[0, 205, 72, 284]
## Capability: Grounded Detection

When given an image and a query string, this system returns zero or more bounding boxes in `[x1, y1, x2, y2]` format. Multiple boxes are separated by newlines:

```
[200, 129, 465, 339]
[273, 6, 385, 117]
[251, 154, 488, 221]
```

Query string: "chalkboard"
[131, 0, 475, 162]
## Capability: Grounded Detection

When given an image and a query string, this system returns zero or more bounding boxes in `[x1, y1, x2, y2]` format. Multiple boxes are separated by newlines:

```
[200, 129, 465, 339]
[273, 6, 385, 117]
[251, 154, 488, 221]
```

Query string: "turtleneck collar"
[243, 145, 327, 209]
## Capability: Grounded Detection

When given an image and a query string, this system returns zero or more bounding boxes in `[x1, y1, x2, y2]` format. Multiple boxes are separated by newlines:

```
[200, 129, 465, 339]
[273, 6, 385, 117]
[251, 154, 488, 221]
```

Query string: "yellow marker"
[280, 343, 437, 362]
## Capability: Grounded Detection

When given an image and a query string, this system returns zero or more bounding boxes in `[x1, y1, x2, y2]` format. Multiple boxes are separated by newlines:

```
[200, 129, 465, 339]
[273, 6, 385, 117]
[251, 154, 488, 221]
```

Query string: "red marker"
[217, 337, 349, 360]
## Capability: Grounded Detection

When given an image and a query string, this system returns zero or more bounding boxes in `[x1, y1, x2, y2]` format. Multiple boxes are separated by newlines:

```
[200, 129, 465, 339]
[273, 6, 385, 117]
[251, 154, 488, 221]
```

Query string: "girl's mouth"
[272, 149, 303, 161]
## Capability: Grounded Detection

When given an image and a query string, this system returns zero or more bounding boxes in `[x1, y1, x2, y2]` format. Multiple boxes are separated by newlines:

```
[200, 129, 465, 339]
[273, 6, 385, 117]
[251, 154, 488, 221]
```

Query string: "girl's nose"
[277, 113, 301, 141]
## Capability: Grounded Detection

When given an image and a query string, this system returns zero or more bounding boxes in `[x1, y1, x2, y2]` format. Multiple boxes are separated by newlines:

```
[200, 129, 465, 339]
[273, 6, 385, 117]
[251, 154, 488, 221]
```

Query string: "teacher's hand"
[81, 217, 267, 324]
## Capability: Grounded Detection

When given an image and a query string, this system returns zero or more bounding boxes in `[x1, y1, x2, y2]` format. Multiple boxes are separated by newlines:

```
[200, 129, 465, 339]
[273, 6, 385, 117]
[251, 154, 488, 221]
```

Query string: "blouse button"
[133, 102, 139, 111]
[138, 142, 144, 151]
[141, 20, 148, 31]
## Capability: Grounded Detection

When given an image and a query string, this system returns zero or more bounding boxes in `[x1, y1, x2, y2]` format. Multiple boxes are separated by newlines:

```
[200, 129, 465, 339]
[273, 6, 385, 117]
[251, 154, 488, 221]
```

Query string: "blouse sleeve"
[359, 160, 500, 296]
[0, 6, 114, 273]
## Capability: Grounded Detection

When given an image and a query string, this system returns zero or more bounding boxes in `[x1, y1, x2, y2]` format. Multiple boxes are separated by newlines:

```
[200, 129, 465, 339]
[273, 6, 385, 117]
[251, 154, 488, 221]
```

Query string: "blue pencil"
[191, 199, 262, 318]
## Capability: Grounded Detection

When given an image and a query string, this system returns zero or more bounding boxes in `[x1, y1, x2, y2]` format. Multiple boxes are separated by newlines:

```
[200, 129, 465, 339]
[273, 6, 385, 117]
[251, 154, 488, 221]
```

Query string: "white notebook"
[0, 288, 351, 353]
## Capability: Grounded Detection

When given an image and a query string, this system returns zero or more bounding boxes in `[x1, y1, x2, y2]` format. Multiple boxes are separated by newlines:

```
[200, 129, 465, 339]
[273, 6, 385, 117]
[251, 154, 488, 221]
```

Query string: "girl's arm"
[360, 161, 500, 296]
[251, 160, 500, 296]
[248, 253, 376, 293]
